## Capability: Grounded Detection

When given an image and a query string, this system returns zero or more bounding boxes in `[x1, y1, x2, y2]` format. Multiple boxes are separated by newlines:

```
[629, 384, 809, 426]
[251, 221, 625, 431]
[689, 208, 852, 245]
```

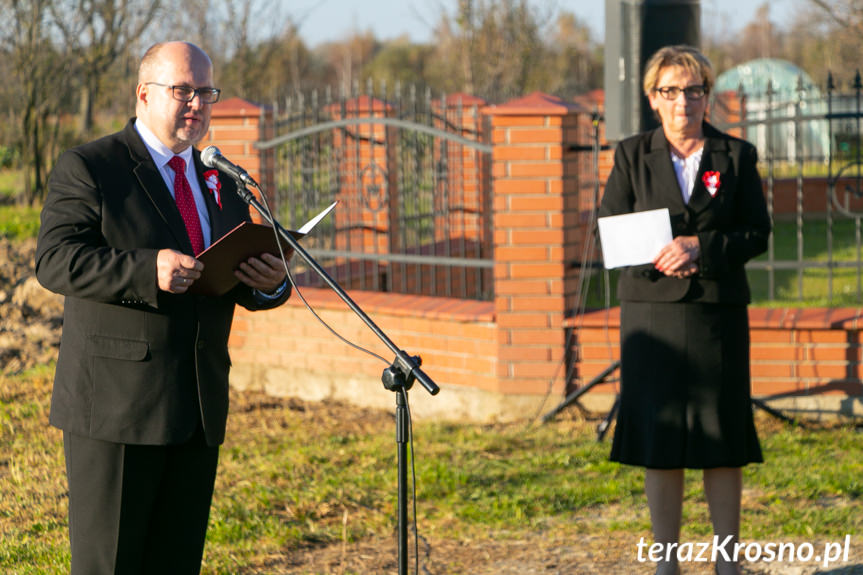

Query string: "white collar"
[134, 119, 194, 169]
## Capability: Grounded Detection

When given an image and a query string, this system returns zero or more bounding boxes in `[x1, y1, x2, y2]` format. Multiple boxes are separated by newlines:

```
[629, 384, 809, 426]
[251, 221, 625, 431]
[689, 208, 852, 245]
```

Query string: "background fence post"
[202, 97, 274, 223]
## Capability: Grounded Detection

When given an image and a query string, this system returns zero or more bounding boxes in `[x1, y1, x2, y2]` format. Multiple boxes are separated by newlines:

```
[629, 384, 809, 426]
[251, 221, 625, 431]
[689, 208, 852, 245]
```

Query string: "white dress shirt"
[134, 119, 212, 248]
[670, 146, 704, 205]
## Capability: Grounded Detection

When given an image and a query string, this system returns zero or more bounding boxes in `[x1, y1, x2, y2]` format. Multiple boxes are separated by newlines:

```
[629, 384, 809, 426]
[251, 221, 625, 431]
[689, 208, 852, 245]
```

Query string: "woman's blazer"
[599, 122, 771, 304]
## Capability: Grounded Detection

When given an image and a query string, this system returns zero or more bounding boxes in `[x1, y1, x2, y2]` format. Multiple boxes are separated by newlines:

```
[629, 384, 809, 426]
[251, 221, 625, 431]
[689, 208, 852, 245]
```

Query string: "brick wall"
[228, 288, 507, 420]
[571, 308, 863, 418]
[205, 93, 863, 422]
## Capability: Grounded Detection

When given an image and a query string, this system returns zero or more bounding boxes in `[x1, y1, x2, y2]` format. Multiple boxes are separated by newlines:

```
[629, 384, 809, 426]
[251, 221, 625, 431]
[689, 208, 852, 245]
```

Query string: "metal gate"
[256, 85, 494, 301]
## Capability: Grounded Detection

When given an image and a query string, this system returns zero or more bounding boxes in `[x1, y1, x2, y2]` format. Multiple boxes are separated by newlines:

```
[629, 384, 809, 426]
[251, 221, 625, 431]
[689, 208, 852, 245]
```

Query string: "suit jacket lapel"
[687, 123, 732, 214]
[193, 150, 228, 241]
[644, 128, 687, 212]
[124, 121, 196, 253]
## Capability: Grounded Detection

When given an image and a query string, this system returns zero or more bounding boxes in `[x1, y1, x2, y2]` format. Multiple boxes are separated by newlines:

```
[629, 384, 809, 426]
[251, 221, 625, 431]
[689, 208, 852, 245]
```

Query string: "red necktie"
[168, 156, 205, 255]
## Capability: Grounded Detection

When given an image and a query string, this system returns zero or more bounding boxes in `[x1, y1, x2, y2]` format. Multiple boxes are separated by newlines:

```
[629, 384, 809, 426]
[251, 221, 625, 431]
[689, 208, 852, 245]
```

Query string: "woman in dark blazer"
[599, 45, 771, 575]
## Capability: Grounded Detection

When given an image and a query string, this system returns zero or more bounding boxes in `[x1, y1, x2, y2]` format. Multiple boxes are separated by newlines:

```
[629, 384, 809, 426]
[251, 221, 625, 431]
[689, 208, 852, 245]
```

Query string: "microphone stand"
[230, 180, 439, 575]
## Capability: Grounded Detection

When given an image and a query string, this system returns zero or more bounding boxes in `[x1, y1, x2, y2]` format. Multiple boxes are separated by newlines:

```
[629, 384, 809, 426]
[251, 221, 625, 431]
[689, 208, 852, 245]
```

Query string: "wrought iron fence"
[256, 71, 863, 307]
[257, 82, 495, 301]
[711, 70, 863, 305]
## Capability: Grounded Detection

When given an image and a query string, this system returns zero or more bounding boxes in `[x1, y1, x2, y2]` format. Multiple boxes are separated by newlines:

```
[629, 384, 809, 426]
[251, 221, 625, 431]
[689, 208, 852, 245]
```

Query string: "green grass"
[0, 204, 41, 239]
[750, 217, 863, 306]
[1, 368, 861, 573]
[0, 169, 22, 199]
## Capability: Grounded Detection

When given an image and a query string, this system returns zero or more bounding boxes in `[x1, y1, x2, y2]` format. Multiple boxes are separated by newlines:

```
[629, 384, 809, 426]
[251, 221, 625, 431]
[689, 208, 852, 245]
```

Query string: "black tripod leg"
[751, 396, 803, 426]
[596, 394, 620, 441]
[542, 360, 620, 423]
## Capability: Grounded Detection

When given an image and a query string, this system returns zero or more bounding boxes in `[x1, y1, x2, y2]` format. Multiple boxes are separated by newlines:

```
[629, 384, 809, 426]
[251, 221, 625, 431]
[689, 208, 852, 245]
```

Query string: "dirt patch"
[0, 237, 63, 374]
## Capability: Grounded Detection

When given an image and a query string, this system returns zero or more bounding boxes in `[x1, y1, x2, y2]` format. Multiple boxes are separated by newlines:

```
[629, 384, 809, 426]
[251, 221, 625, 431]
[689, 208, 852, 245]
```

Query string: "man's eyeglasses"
[655, 85, 707, 101]
[146, 82, 221, 104]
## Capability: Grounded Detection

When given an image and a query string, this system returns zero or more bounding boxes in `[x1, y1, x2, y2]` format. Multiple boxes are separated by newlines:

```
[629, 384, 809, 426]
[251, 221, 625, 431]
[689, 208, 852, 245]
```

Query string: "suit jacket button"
[197, 340, 206, 350]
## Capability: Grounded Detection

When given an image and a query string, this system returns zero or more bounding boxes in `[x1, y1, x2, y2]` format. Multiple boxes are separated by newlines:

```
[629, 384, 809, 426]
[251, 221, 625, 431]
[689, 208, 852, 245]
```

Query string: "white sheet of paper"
[297, 201, 338, 234]
[597, 208, 673, 269]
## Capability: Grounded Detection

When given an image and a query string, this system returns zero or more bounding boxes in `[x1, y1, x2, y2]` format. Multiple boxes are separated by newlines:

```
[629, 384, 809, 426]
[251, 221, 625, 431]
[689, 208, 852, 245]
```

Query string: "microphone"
[201, 146, 258, 188]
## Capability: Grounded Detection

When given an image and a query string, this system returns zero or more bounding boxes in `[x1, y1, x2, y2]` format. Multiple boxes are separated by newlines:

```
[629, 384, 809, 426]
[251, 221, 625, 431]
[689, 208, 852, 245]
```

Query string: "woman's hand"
[654, 235, 700, 278]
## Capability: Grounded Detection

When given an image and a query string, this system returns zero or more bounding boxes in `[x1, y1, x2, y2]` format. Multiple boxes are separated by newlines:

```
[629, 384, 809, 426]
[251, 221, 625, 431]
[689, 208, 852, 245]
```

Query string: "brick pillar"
[484, 92, 585, 395]
[432, 93, 488, 243]
[327, 96, 395, 257]
[201, 97, 274, 223]
[431, 92, 490, 298]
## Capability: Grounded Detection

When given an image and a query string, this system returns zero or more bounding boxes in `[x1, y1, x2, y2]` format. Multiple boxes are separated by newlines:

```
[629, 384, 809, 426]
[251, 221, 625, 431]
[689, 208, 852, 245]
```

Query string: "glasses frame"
[146, 82, 221, 104]
[654, 85, 707, 101]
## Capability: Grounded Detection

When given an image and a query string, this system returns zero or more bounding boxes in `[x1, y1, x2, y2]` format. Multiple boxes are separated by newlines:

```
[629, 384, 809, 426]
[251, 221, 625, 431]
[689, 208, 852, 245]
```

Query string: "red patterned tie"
[168, 156, 205, 255]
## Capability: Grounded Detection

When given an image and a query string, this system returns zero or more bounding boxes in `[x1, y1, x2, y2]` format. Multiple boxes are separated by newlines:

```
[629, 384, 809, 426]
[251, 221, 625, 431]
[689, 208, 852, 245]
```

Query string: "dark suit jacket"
[36, 119, 290, 447]
[599, 123, 771, 304]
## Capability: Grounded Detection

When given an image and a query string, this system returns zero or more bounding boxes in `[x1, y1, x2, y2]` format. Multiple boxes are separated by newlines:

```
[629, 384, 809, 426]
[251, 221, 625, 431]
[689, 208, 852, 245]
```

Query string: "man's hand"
[157, 249, 204, 293]
[235, 253, 287, 294]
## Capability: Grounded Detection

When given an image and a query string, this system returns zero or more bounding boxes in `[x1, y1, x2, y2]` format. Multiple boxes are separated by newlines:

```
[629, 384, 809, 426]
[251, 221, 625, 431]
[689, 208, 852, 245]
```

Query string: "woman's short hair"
[642, 45, 715, 97]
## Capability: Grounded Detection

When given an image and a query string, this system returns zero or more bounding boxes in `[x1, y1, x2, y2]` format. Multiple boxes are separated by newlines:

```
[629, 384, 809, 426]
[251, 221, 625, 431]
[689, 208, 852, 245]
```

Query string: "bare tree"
[429, 0, 555, 101]
[808, 0, 863, 33]
[50, 0, 161, 136]
[0, 0, 71, 204]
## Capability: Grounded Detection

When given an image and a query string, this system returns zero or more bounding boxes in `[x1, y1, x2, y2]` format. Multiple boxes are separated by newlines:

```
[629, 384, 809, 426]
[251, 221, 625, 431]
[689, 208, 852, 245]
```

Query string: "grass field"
[1, 367, 861, 574]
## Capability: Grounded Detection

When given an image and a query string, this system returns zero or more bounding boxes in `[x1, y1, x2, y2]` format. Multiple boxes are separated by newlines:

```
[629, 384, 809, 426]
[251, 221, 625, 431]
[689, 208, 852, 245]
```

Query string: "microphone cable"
[249, 179, 427, 575]
[253, 181, 389, 366]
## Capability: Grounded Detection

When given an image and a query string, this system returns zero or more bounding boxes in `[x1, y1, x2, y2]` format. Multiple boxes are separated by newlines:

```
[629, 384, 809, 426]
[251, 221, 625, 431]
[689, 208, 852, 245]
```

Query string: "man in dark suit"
[35, 41, 290, 574]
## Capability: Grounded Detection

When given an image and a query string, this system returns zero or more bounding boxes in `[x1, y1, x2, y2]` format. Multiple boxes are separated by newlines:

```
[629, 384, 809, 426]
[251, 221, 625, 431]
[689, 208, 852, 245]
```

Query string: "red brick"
[509, 196, 564, 211]
[509, 263, 564, 279]
[496, 378, 566, 395]
[206, 116, 253, 126]
[495, 213, 550, 228]
[510, 297, 565, 313]
[493, 146, 549, 161]
[495, 279, 551, 295]
[508, 128, 563, 144]
[751, 380, 807, 396]
[509, 162, 564, 178]
[510, 229, 565, 245]
[749, 329, 793, 343]
[498, 346, 553, 361]
[489, 116, 550, 127]
[797, 330, 851, 344]
[511, 362, 564, 379]
[492, 163, 509, 178]
[750, 363, 794, 378]
[494, 179, 550, 196]
[210, 126, 260, 141]
[796, 363, 848, 379]
[495, 246, 551, 262]
[750, 345, 802, 361]
[497, 312, 551, 328]
[806, 346, 853, 361]
[509, 329, 566, 346]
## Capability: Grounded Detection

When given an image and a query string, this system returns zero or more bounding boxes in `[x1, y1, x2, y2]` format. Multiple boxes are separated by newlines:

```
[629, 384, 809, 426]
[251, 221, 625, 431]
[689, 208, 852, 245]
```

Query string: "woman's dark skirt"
[609, 300, 763, 469]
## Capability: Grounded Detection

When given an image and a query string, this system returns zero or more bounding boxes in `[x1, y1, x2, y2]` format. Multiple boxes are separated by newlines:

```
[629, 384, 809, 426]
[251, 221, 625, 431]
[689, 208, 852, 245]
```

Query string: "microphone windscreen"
[201, 146, 220, 168]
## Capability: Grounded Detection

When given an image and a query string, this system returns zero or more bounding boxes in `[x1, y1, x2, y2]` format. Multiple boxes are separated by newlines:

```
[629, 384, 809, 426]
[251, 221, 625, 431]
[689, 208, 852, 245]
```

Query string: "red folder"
[190, 202, 337, 296]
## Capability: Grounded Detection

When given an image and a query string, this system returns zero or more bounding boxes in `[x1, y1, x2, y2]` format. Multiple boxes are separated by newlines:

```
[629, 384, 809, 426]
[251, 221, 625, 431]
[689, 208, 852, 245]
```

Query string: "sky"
[295, 0, 807, 47]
